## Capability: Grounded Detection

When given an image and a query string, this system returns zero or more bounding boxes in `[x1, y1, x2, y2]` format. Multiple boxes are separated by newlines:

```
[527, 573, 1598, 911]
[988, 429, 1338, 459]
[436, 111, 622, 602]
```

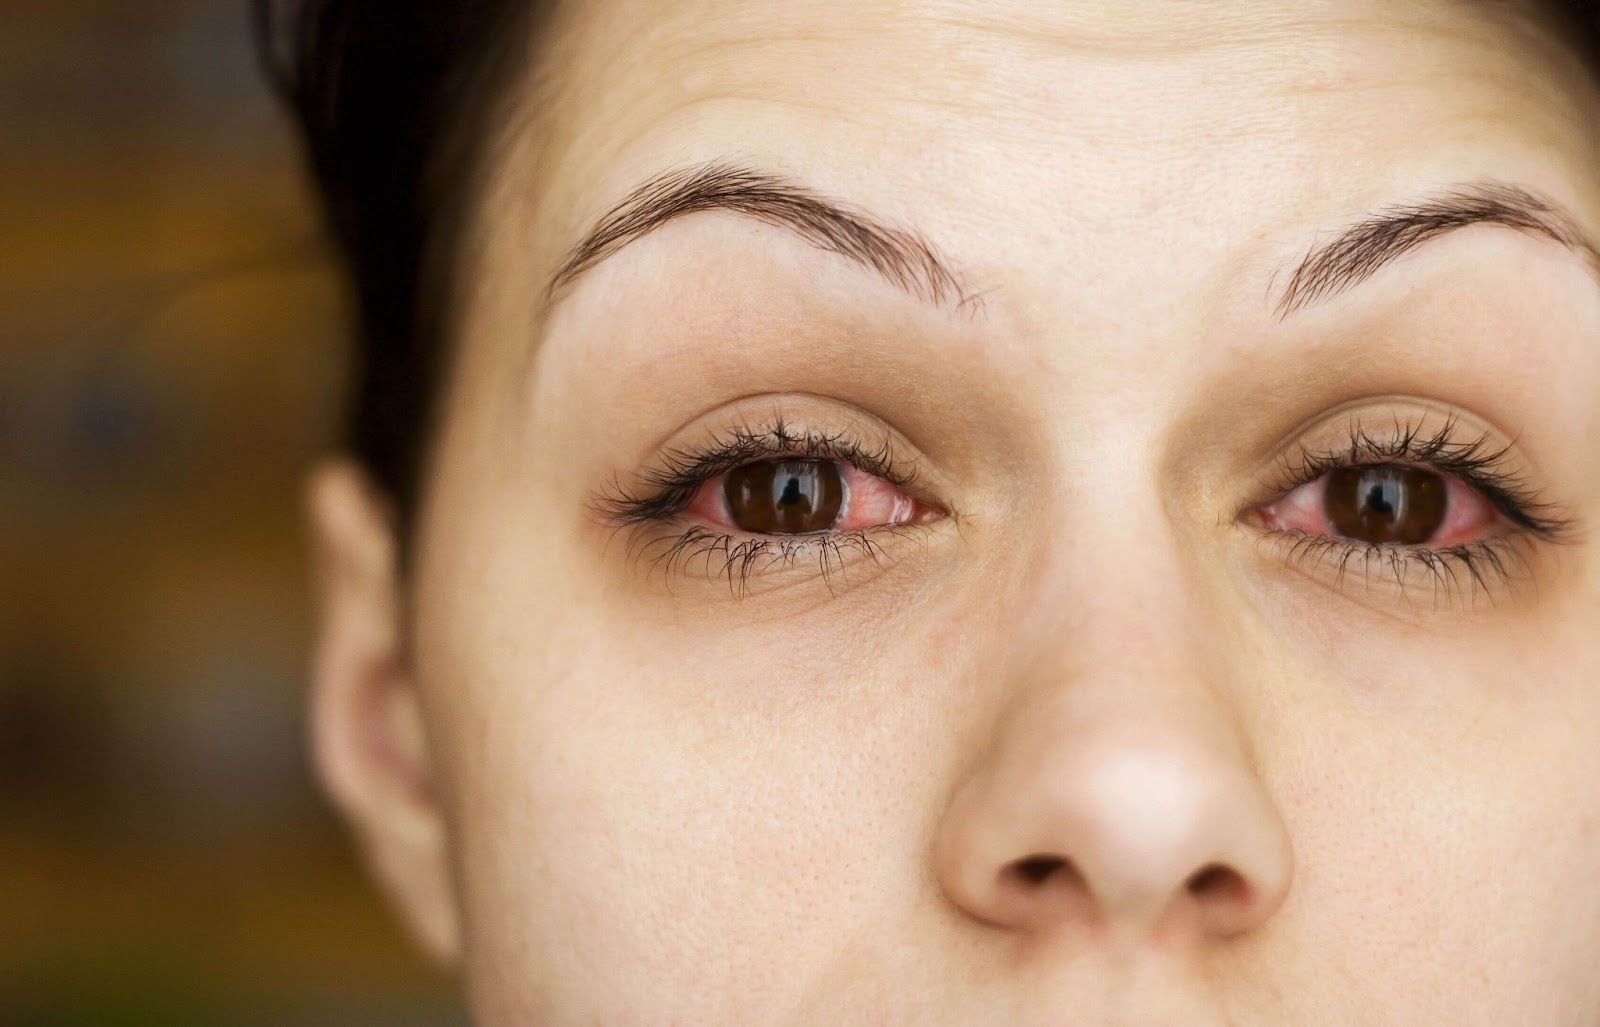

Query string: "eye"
[682, 458, 929, 535]
[1255, 463, 1502, 547]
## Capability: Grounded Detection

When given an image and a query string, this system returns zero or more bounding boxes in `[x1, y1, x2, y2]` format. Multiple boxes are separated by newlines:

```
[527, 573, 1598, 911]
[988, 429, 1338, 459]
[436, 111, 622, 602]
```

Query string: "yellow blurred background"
[1, 1, 466, 1022]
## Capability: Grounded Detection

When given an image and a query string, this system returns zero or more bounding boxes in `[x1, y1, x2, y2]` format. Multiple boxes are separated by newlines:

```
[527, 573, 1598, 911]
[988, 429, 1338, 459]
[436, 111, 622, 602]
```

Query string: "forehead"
[483, 0, 1600, 330]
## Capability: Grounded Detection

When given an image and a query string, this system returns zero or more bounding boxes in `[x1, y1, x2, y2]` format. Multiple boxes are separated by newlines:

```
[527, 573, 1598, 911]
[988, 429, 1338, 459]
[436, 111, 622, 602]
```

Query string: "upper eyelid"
[592, 419, 922, 525]
[1276, 418, 1494, 486]
[1267, 419, 1574, 540]
[604, 408, 1579, 543]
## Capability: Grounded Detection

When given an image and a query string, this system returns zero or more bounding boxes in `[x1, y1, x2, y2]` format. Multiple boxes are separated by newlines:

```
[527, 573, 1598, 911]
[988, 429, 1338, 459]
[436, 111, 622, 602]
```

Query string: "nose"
[934, 671, 1293, 945]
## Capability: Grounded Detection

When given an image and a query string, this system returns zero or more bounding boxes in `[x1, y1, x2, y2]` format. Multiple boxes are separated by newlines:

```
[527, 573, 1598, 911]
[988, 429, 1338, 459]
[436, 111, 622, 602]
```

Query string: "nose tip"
[936, 736, 1294, 944]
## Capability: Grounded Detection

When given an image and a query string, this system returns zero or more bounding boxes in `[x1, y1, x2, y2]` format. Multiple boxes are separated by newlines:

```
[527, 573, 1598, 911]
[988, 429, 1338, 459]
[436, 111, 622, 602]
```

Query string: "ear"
[305, 457, 461, 966]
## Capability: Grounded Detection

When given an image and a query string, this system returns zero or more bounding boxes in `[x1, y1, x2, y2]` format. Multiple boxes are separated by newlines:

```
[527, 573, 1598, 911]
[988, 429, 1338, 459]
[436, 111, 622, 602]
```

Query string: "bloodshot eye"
[726, 460, 842, 533]
[683, 458, 933, 536]
[1324, 466, 1444, 544]
[1255, 463, 1501, 548]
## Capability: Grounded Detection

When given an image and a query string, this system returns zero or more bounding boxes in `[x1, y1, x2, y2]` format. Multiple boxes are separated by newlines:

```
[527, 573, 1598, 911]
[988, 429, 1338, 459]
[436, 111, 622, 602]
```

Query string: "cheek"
[431, 609, 942, 1019]
[1270, 634, 1600, 1018]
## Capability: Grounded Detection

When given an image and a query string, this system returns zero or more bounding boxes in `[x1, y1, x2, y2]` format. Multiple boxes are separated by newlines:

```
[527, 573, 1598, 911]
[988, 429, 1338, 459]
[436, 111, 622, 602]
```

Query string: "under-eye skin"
[592, 416, 945, 596]
[1245, 413, 1580, 606]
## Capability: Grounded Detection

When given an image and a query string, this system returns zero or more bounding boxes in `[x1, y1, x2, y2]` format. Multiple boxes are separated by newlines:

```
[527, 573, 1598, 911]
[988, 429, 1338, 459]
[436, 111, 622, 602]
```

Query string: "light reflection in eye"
[684, 458, 927, 536]
[1255, 463, 1501, 549]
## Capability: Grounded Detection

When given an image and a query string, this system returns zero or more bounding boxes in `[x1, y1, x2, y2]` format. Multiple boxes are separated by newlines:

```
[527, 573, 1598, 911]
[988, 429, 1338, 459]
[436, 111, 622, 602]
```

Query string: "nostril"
[1008, 854, 1073, 886]
[1186, 862, 1245, 900]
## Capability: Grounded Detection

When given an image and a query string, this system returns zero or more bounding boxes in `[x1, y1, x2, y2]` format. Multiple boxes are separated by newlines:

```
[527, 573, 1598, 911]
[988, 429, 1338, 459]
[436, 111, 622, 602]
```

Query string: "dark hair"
[255, 0, 541, 527]
[259, 0, 1600, 529]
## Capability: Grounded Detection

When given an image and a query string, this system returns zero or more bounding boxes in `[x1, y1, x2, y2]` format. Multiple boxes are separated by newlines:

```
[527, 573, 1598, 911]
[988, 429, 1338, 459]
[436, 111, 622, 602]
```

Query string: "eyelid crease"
[1244, 411, 1583, 610]
[1262, 413, 1577, 542]
[590, 416, 930, 527]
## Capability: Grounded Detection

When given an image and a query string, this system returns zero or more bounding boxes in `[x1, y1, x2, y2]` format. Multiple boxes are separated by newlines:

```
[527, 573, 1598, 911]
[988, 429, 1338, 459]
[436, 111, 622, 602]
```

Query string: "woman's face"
[310, 0, 1600, 1022]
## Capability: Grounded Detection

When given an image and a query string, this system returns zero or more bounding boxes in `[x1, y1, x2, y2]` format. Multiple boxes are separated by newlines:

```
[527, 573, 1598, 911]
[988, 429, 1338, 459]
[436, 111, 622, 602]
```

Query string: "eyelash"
[1255, 416, 1576, 603]
[593, 419, 932, 595]
[597, 413, 1577, 603]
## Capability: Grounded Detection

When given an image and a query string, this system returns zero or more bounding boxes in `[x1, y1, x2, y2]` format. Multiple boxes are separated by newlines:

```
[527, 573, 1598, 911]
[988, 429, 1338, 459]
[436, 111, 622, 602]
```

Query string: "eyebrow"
[541, 159, 987, 318]
[1270, 179, 1600, 320]
[545, 165, 1599, 326]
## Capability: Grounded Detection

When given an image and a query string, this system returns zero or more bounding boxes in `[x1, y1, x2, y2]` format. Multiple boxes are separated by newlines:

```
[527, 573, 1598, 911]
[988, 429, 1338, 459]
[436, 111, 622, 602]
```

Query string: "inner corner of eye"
[682, 474, 729, 520]
[1238, 504, 1277, 531]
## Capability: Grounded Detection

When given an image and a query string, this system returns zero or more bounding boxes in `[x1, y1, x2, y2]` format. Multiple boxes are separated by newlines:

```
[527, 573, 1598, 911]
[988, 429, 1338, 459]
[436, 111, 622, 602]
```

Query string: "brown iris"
[724, 459, 845, 534]
[1324, 465, 1447, 545]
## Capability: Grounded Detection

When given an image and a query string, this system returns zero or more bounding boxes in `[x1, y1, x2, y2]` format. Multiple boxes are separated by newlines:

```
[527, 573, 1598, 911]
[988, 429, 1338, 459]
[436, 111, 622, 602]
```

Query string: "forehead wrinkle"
[535, 0, 1583, 131]
[491, 0, 1600, 339]
[605, 0, 1560, 81]
[545, 1, 1220, 139]
[539, 1, 1578, 166]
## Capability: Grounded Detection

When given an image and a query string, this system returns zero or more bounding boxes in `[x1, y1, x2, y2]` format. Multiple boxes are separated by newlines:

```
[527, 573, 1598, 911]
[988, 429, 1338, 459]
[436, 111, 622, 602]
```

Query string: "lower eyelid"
[1256, 527, 1540, 610]
[615, 520, 941, 601]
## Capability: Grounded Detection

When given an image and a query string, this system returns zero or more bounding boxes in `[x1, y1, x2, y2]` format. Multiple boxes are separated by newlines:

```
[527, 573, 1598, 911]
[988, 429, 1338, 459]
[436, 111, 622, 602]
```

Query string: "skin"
[307, 0, 1600, 1023]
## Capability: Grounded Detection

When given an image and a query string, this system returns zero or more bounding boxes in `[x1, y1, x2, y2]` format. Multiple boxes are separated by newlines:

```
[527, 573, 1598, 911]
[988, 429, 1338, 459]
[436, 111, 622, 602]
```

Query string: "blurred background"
[1, 1, 466, 1022]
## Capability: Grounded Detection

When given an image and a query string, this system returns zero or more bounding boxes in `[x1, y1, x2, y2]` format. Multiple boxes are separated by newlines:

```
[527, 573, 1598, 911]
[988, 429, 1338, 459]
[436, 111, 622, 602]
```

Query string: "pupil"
[1323, 465, 1446, 545]
[1364, 482, 1397, 518]
[778, 476, 804, 507]
[724, 459, 845, 534]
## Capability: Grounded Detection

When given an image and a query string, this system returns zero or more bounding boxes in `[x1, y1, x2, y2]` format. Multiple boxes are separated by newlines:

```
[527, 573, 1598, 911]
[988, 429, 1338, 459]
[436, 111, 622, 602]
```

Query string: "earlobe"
[305, 458, 462, 966]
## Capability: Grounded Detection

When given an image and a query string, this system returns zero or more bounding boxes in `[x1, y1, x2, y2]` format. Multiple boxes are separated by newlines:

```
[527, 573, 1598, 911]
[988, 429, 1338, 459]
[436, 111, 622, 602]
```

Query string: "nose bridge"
[1017, 521, 1243, 750]
[1006, 424, 1202, 667]
[1011, 534, 1227, 735]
